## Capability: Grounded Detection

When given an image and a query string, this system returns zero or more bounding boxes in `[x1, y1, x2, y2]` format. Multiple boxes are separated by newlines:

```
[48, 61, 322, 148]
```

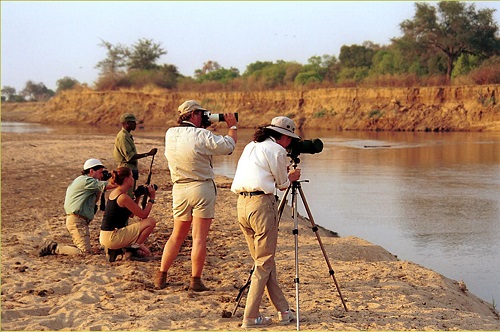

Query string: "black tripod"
[277, 163, 348, 330]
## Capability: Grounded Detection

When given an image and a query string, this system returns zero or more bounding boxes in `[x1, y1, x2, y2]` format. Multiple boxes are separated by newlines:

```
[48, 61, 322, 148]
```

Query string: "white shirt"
[165, 125, 236, 183]
[231, 137, 290, 194]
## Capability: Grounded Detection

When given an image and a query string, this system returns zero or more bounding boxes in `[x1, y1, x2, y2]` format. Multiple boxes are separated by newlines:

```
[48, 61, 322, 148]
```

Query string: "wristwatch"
[148, 199, 155, 204]
[230, 125, 238, 130]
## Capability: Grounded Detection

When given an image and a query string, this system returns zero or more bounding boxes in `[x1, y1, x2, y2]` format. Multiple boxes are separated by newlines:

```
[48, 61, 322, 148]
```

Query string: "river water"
[2, 122, 499, 304]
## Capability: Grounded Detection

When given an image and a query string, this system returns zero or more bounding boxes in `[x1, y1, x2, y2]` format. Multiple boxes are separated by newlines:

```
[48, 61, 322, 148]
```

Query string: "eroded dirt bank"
[2, 85, 499, 131]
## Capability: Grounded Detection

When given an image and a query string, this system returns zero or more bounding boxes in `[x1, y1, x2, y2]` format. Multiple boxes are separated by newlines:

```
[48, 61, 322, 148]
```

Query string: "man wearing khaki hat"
[154, 100, 238, 291]
[114, 113, 158, 195]
[230, 116, 301, 328]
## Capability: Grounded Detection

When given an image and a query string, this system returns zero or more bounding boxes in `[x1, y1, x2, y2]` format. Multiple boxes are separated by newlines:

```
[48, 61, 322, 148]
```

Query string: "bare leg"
[136, 217, 156, 245]
[191, 217, 212, 277]
[159, 219, 191, 272]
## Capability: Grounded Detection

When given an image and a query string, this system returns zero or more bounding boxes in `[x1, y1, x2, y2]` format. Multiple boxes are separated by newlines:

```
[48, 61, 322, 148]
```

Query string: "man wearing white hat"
[39, 158, 115, 257]
[230, 116, 301, 328]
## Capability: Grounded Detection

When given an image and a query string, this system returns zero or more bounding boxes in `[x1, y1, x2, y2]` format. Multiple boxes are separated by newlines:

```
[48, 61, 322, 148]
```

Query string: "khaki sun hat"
[265, 116, 300, 139]
[178, 100, 207, 116]
[120, 113, 136, 123]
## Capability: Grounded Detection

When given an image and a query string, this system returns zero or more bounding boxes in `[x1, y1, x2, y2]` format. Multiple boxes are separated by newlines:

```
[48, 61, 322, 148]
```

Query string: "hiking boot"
[39, 240, 58, 257]
[189, 276, 209, 292]
[278, 309, 295, 325]
[154, 270, 168, 289]
[105, 248, 124, 262]
[241, 315, 272, 328]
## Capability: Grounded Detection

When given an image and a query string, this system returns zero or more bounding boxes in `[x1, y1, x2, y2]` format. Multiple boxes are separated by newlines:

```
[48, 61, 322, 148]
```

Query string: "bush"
[468, 56, 500, 84]
[95, 74, 131, 91]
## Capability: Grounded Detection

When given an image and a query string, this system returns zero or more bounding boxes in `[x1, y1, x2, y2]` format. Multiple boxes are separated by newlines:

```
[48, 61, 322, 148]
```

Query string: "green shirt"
[114, 128, 138, 170]
[64, 175, 107, 221]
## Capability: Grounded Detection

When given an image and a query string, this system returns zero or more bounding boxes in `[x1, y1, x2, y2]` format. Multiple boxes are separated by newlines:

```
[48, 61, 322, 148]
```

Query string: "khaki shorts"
[172, 180, 217, 220]
[99, 222, 141, 249]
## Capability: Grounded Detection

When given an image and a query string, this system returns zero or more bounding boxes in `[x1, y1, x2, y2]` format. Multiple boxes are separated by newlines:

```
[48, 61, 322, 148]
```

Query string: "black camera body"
[102, 170, 112, 181]
[134, 184, 158, 198]
[287, 138, 324, 159]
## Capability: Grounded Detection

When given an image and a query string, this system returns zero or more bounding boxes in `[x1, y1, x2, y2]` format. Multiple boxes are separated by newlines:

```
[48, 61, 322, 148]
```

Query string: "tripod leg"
[232, 267, 254, 316]
[277, 185, 290, 222]
[291, 183, 301, 331]
[297, 186, 348, 312]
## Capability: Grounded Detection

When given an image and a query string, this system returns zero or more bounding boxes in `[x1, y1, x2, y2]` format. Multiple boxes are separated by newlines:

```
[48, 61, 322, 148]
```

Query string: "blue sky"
[2, 1, 500, 92]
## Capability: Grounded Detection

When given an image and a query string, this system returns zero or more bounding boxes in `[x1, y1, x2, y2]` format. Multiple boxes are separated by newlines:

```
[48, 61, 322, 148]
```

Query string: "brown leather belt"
[240, 191, 266, 197]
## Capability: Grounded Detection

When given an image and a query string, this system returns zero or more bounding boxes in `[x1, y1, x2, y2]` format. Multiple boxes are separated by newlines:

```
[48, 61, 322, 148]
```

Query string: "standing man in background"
[114, 113, 157, 196]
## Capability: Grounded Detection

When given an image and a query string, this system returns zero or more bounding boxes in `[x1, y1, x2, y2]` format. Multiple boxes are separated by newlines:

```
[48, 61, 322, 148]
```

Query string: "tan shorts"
[99, 222, 141, 249]
[172, 180, 217, 220]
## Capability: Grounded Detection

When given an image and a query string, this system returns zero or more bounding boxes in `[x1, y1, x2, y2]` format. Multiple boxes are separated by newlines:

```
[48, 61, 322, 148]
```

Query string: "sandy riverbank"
[1, 131, 499, 330]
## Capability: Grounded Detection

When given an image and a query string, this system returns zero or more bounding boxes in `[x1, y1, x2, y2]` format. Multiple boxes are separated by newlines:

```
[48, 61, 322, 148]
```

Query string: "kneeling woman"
[100, 167, 157, 262]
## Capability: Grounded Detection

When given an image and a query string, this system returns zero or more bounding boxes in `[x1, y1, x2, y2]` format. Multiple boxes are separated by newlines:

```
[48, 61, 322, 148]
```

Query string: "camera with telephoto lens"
[102, 170, 112, 181]
[134, 184, 158, 198]
[287, 138, 324, 159]
[203, 111, 239, 123]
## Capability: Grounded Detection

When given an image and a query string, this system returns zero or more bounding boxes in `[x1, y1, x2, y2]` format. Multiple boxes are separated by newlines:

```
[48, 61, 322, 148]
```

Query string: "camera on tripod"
[134, 184, 158, 198]
[287, 138, 324, 159]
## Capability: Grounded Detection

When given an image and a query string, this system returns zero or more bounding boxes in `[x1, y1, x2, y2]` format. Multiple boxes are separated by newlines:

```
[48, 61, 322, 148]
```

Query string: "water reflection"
[1, 121, 53, 133]
[216, 129, 500, 304]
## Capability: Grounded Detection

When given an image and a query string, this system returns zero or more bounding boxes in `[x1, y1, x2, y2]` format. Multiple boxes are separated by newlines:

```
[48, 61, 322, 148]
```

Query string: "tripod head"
[288, 155, 301, 169]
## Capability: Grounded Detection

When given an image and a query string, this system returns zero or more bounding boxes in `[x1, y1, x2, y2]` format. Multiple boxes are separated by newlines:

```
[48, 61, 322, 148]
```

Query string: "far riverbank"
[2, 84, 500, 131]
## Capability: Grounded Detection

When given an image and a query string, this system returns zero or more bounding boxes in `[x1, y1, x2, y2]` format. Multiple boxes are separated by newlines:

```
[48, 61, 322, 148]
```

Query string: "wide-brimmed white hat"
[265, 116, 300, 139]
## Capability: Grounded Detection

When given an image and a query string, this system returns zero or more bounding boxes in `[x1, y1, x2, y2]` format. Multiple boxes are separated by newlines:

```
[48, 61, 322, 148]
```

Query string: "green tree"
[127, 38, 167, 71]
[21, 80, 54, 101]
[158, 64, 181, 89]
[399, 1, 500, 84]
[196, 67, 240, 84]
[452, 54, 480, 78]
[339, 42, 377, 68]
[1, 86, 17, 101]
[338, 67, 369, 84]
[95, 39, 128, 76]
[294, 71, 322, 85]
[56, 76, 80, 93]
[243, 61, 273, 76]
[283, 62, 304, 85]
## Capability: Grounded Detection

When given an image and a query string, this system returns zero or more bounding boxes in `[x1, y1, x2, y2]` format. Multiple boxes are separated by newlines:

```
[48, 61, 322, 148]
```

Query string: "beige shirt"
[165, 125, 236, 183]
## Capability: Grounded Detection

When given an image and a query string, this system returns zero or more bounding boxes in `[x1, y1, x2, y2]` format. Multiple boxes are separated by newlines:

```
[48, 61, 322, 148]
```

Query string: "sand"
[1, 131, 499, 330]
